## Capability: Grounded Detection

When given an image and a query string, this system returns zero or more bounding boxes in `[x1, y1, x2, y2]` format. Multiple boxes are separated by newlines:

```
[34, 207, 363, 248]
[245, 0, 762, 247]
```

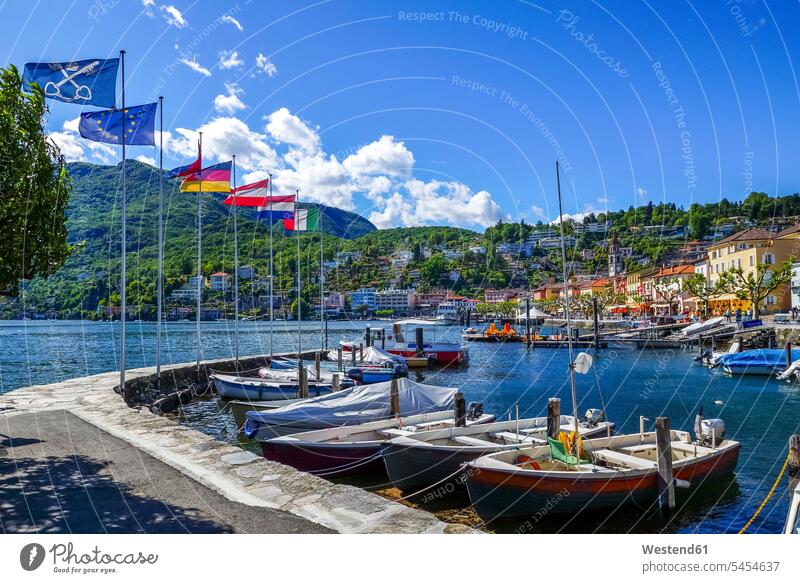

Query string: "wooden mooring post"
[365, 326, 372, 348]
[454, 393, 466, 427]
[314, 351, 321, 381]
[655, 416, 676, 512]
[415, 327, 424, 357]
[337, 348, 343, 372]
[547, 397, 561, 439]
[351, 347, 357, 366]
[525, 299, 531, 346]
[787, 342, 793, 369]
[390, 377, 400, 417]
[380, 329, 385, 349]
[298, 362, 309, 399]
[359, 343, 364, 362]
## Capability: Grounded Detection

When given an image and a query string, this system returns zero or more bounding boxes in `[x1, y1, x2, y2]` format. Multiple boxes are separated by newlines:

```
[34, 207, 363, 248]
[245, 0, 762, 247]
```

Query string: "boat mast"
[556, 161, 581, 448]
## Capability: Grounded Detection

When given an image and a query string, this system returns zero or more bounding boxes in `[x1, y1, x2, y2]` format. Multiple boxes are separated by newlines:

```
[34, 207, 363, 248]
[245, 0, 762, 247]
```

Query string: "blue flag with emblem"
[79, 103, 158, 146]
[23, 58, 119, 108]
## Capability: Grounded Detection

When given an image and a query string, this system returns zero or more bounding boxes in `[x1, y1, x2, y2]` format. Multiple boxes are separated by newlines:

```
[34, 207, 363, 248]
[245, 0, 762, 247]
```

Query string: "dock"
[0, 353, 472, 534]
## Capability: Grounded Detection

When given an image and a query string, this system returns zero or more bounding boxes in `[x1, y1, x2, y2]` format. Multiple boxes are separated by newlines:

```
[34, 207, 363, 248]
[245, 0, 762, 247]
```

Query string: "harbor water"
[2, 319, 798, 533]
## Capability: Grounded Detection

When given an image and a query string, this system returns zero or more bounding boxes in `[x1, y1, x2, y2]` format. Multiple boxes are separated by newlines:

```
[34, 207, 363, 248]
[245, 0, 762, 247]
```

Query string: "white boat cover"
[326, 345, 400, 365]
[681, 316, 725, 336]
[245, 378, 458, 428]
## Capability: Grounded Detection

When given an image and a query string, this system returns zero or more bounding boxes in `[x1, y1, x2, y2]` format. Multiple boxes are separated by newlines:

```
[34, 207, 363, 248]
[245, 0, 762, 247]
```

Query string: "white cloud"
[160, 5, 187, 28]
[141, 0, 155, 16]
[168, 117, 279, 172]
[343, 135, 414, 178]
[63, 116, 80, 133]
[48, 131, 86, 162]
[255, 53, 277, 77]
[218, 49, 243, 70]
[180, 57, 211, 77]
[265, 108, 319, 153]
[368, 184, 508, 230]
[221, 15, 243, 31]
[531, 205, 547, 220]
[213, 82, 246, 114]
[136, 154, 156, 166]
[161, 108, 508, 228]
[637, 187, 648, 200]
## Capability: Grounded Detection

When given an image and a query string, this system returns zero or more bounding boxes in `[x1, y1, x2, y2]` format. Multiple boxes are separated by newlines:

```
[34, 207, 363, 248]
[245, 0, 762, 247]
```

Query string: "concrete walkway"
[0, 411, 331, 533]
[0, 359, 472, 534]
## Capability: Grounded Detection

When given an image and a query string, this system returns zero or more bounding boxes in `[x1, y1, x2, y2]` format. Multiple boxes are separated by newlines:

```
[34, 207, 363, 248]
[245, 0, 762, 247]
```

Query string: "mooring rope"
[738, 450, 791, 534]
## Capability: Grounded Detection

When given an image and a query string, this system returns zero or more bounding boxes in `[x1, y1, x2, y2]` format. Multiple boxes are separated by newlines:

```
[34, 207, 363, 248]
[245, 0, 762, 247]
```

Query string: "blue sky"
[2, 0, 799, 230]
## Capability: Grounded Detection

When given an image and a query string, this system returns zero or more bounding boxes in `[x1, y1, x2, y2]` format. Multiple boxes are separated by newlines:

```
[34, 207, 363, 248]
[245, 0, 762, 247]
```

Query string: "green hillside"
[5, 161, 376, 318]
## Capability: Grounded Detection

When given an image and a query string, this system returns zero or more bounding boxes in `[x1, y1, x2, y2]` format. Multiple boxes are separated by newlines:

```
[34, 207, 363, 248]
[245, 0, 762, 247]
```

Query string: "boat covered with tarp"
[243, 377, 459, 438]
[718, 348, 800, 376]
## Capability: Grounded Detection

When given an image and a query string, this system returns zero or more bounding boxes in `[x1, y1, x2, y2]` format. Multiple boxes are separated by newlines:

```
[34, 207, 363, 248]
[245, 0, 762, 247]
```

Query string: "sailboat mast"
[556, 161, 581, 445]
[232, 155, 239, 361]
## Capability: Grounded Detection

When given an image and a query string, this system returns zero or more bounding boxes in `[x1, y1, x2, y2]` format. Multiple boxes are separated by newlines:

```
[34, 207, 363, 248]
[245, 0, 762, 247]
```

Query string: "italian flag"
[284, 207, 320, 231]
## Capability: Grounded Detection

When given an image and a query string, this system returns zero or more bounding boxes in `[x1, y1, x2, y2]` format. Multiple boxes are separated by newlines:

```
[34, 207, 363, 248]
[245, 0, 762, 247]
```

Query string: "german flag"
[180, 161, 232, 192]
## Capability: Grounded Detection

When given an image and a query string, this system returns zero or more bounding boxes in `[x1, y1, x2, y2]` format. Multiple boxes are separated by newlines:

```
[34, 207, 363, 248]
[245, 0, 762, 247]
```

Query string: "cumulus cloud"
[48, 131, 85, 161]
[168, 117, 280, 173]
[136, 154, 156, 166]
[255, 53, 277, 77]
[213, 82, 246, 114]
[637, 187, 648, 200]
[265, 108, 319, 153]
[218, 49, 243, 70]
[160, 5, 187, 28]
[221, 15, 243, 31]
[161, 109, 507, 227]
[367, 179, 506, 229]
[180, 57, 211, 76]
[343, 135, 414, 178]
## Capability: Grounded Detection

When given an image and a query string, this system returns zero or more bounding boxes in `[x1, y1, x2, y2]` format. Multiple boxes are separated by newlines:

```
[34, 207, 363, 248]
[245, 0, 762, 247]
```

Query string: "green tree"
[719, 260, 793, 318]
[683, 273, 726, 318]
[420, 254, 448, 287]
[0, 65, 72, 295]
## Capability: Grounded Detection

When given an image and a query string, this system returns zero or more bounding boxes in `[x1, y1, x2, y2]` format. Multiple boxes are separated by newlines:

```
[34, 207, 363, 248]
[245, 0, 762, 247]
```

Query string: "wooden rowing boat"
[382, 413, 614, 494]
[465, 430, 740, 520]
[259, 410, 495, 477]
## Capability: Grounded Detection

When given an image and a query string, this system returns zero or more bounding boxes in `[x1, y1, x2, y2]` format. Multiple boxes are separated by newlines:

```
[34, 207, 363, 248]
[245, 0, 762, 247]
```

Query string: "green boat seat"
[548, 437, 581, 466]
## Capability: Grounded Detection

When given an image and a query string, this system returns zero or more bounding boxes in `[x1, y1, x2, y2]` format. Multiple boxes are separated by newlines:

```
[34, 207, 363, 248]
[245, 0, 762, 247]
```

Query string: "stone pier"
[0, 354, 473, 534]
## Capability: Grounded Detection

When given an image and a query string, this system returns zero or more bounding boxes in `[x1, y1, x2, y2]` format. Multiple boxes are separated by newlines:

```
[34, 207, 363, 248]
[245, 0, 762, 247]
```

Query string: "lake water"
[2, 319, 798, 533]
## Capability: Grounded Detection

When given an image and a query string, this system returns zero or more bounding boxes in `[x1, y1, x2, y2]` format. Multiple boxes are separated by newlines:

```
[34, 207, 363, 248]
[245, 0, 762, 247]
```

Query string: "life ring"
[515, 454, 542, 470]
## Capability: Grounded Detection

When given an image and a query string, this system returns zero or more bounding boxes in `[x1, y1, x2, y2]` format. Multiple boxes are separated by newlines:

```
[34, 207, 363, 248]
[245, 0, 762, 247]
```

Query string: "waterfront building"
[706, 228, 795, 314]
[349, 288, 377, 312]
[375, 288, 415, 314]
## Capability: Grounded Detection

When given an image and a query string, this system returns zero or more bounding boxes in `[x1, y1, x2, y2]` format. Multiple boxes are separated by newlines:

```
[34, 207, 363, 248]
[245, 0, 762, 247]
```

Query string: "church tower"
[608, 234, 623, 277]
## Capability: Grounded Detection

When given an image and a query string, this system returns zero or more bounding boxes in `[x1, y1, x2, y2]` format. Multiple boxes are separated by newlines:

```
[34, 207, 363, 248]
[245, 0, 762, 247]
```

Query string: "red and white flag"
[223, 179, 270, 207]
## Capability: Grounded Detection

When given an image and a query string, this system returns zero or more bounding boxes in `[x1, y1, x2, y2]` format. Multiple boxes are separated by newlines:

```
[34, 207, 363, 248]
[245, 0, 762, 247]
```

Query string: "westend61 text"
[642, 544, 708, 555]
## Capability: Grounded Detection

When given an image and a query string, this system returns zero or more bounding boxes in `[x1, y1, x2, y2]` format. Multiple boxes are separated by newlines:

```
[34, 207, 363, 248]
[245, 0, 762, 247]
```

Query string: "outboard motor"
[701, 418, 726, 446]
[392, 363, 409, 379]
[584, 408, 605, 426]
[466, 401, 484, 420]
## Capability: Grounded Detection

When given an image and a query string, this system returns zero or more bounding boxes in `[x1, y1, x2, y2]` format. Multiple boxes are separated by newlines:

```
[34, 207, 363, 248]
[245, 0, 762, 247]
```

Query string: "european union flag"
[23, 58, 119, 107]
[79, 103, 158, 146]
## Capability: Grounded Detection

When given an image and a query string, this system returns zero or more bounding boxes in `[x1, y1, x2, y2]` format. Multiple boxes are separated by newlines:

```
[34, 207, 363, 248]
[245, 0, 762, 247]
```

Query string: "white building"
[539, 236, 576, 248]
[210, 272, 231, 292]
[792, 261, 800, 311]
[171, 286, 200, 301]
[375, 288, 415, 313]
[350, 288, 377, 311]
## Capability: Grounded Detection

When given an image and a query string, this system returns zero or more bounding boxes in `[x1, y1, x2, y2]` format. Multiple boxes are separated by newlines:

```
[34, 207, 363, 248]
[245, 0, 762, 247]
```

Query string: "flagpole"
[296, 191, 301, 359]
[268, 172, 274, 359]
[156, 95, 164, 387]
[232, 154, 239, 362]
[319, 209, 325, 350]
[196, 132, 203, 378]
[119, 49, 127, 396]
